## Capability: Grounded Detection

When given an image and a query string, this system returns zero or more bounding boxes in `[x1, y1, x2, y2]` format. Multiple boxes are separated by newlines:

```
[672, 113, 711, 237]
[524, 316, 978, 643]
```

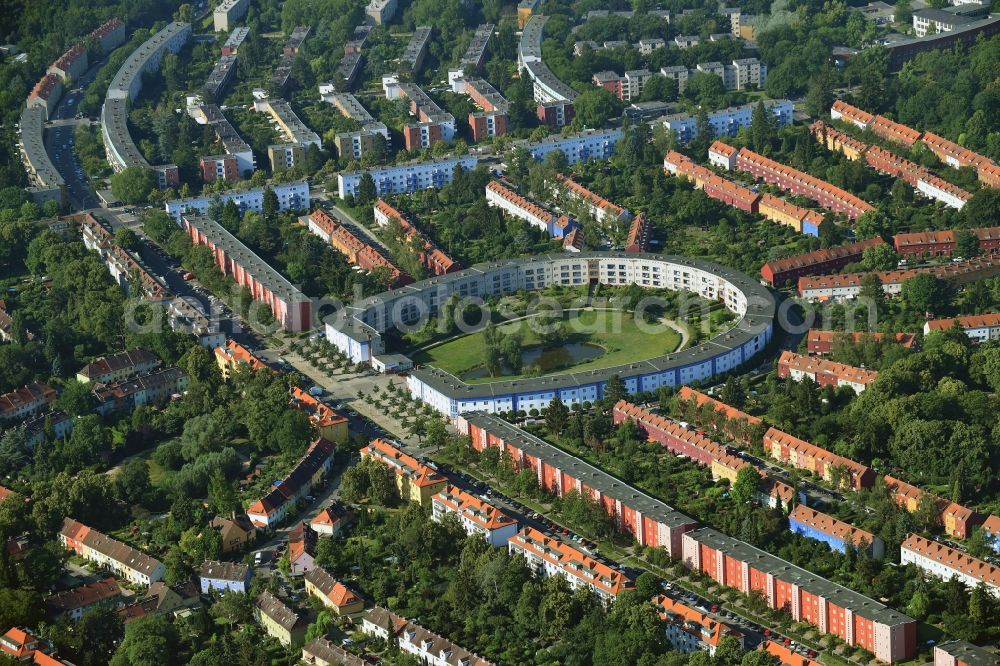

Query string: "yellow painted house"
[361, 439, 447, 506]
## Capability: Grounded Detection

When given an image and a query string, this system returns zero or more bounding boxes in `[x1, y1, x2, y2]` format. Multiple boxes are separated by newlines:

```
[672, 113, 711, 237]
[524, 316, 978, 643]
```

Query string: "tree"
[862, 243, 898, 271]
[115, 227, 140, 252]
[962, 187, 1000, 228]
[900, 274, 951, 314]
[110, 615, 180, 666]
[573, 88, 621, 128]
[545, 396, 569, 435]
[110, 167, 156, 205]
[356, 173, 377, 205]
[115, 458, 152, 506]
[750, 101, 773, 153]
[954, 230, 980, 258]
[262, 187, 279, 219]
[731, 466, 761, 506]
[603, 375, 628, 405]
[59, 380, 96, 416]
[640, 75, 677, 103]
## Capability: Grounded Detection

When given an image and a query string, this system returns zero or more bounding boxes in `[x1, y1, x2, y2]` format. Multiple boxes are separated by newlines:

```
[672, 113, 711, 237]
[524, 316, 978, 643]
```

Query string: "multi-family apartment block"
[272, 27, 310, 93]
[255, 590, 307, 647]
[166, 181, 308, 221]
[213, 0, 249, 31]
[366, 0, 397, 25]
[521, 129, 623, 165]
[798, 255, 1000, 300]
[777, 350, 878, 394]
[912, 8, 977, 37]
[246, 438, 336, 528]
[884, 476, 981, 539]
[199, 560, 252, 595]
[309, 502, 353, 538]
[663, 100, 792, 143]
[304, 208, 411, 286]
[302, 637, 366, 666]
[759, 237, 885, 286]
[450, 77, 509, 142]
[75, 348, 160, 384]
[290, 386, 349, 443]
[60, 518, 165, 586]
[101, 22, 191, 188]
[485, 180, 576, 239]
[653, 594, 744, 655]
[508, 527, 633, 603]
[318, 87, 388, 161]
[362, 607, 495, 665]
[401, 26, 432, 73]
[88, 17, 128, 53]
[682, 527, 915, 663]
[0, 383, 58, 422]
[288, 521, 317, 576]
[901, 533, 1000, 596]
[431, 485, 518, 547]
[337, 155, 478, 199]
[924, 312, 1000, 342]
[361, 438, 447, 506]
[384, 79, 456, 150]
[253, 96, 321, 170]
[27, 74, 63, 120]
[789, 505, 884, 559]
[190, 103, 255, 182]
[518, 16, 578, 126]
[933, 641, 999, 666]
[48, 43, 88, 82]
[459, 24, 494, 72]
[625, 214, 652, 253]
[304, 566, 365, 616]
[92, 366, 190, 416]
[457, 413, 698, 557]
[181, 213, 312, 331]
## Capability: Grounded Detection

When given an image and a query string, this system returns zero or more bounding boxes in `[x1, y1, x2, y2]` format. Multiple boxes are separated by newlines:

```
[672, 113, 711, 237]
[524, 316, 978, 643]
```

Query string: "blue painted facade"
[200, 563, 252, 595]
[789, 517, 850, 553]
[802, 220, 820, 237]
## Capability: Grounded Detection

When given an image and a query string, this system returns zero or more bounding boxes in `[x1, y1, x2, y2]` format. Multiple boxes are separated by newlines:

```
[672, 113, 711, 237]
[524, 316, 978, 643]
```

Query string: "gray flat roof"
[223, 26, 250, 49]
[102, 97, 151, 169]
[183, 213, 310, 303]
[108, 22, 190, 99]
[325, 92, 376, 123]
[686, 527, 915, 626]
[913, 7, 976, 23]
[19, 106, 64, 188]
[402, 26, 432, 70]
[460, 23, 494, 67]
[934, 641, 998, 666]
[338, 251, 774, 396]
[463, 412, 695, 530]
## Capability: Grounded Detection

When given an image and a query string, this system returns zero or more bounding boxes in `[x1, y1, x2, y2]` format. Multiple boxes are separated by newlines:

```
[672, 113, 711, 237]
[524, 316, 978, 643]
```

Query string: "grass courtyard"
[411, 309, 685, 383]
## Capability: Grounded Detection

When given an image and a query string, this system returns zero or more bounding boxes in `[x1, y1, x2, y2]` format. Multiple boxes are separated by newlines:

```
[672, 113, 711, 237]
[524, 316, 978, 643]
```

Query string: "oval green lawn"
[412, 309, 684, 383]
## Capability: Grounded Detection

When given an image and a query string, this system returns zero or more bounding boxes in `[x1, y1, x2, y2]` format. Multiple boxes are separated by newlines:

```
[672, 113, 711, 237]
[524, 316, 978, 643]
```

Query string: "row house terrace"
[676, 386, 762, 446]
[798, 255, 1000, 300]
[864, 145, 928, 186]
[884, 476, 981, 539]
[75, 348, 160, 384]
[759, 237, 884, 287]
[92, 366, 189, 416]
[757, 194, 824, 237]
[830, 100, 874, 130]
[304, 208, 411, 286]
[682, 527, 916, 663]
[733, 146, 874, 221]
[901, 534, 1000, 596]
[552, 174, 631, 224]
[372, 200, 461, 276]
[431, 485, 518, 547]
[508, 527, 633, 603]
[246, 438, 335, 528]
[811, 121, 868, 161]
[625, 213, 652, 253]
[789, 505, 884, 559]
[763, 427, 875, 490]
[777, 350, 878, 394]
[485, 180, 576, 239]
[924, 312, 1000, 343]
[455, 412, 698, 557]
[894, 226, 1000, 258]
[664, 151, 761, 213]
[805, 330, 916, 356]
[922, 132, 994, 171]
[612, 400, 736, 468]
[362, 606, 495, 666]
[870, 116, 923, 148]
[0, 382, 57, 422]
[60, 518, 165, 586]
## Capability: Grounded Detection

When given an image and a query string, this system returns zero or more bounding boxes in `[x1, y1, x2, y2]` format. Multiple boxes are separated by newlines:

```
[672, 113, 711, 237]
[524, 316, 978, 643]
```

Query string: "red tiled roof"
[30, 74, 62, 101]
[46, 577, 121, 612]
[305, 566, 362, 608]
[653, 594, 743, 648]
[763, 238, 883, 276]
[870, 115, 922, 147]
[902, 533, 1000, 588]
[362, 438, 446, 488]
[709, 140, 738, 157]
[790, 505, 876, 546]
[290, 386, 347, 429]
[764, 640, 823, 666]
[0, 382, 57, 416]
[831, 100, 873, 127]
[806, 329, 916, 349]
[487, 180, 555, 224]
[677, 386, 762, 426]
[765, 427, 871, 479]
[922, 132, 992, 169]
[433, 485, 517, 531]
[214, 339, 269, 372]
[798, 255, 1000, 294]
[779, 350, 878, 386]
[509, 527, 633, 597]
[555, 174, 625, 217]
[51, 44, 87, 72]
[88, 17, 125, 39]
[925, 312, 1000, 332]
